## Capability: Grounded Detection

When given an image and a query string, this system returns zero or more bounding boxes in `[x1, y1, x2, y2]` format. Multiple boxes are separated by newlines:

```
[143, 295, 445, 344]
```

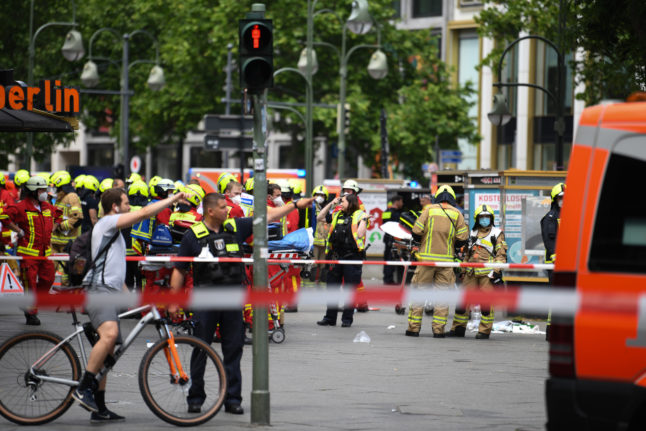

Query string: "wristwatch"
[292, 199, 300, 209]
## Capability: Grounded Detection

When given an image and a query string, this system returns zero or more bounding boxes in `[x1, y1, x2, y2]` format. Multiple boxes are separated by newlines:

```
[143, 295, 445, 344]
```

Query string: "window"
[190, 146, 222, 168]
[392, 0, 401, 18]
[589, 152, 646, 273]
[412, 0, 442, 18]
[87, 144, 114, 167]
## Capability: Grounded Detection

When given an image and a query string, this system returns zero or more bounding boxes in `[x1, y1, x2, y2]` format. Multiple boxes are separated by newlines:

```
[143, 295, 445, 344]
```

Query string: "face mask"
[38, 191, 48, 202]
[479, 217, 491, 228]
[557, 199, 563, 208]
[315, 196, 325, 204]
[177, 203, 191, 213]
[273, 196, 284, 207]
[232, 195, 242, 205]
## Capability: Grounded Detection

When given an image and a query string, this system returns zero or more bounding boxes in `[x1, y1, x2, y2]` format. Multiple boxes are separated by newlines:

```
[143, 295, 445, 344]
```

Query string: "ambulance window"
[589, 153, 646, 273]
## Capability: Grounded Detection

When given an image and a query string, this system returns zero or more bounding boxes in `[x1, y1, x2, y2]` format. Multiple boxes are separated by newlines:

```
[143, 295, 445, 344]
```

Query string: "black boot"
[405, 330, 419, 337]
[447, 326, 466, 337]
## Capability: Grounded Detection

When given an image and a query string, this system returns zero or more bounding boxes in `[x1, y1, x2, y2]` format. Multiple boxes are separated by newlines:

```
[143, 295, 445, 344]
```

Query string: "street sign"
[440, 150, 462, 165]
[204, 134, 253, 151]
[130, 155, 141, 174]
[203, 114, 253, 131]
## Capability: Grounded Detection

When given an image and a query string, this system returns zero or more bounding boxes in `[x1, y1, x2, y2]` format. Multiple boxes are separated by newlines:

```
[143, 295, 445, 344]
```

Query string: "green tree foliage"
[476, 0, 646, 104]
[1, 0, 479, 179]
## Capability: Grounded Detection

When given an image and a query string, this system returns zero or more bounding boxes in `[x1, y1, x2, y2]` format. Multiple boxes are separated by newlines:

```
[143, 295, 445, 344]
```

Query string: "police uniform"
[175, 217, 253, 410]
[318, 208, 368, 326]
[541, 182, 565, 339]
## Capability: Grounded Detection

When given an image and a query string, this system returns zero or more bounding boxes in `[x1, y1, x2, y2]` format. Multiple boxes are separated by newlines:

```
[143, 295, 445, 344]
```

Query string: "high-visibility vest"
[325, 209, 367, 255]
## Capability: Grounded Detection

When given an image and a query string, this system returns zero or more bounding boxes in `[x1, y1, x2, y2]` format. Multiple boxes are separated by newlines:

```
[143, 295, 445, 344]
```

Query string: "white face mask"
[231, 195, 242, 205]
[273, 196, 284, 207]
[315, 196, 325, 204]
[38, 191, 48, 202]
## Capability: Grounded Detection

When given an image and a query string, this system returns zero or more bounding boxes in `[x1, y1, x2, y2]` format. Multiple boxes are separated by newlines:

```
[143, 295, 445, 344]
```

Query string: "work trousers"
[311, 245, 327, 283]
[451, 273, 495, 335]
[407, 266, 455, 335]
[20, 259, 55, 315]
[189, 308, 244, 407]
[324, 253, 363, 325]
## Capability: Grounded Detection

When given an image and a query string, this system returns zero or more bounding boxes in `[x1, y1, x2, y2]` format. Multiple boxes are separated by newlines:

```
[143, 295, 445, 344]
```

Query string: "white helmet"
[277, 179, 291, 193]
[25, 175, 48, 191]
[342, 179, 361, 193]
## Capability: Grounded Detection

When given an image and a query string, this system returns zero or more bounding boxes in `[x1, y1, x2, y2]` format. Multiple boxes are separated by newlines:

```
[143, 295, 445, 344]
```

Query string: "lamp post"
[25, 0, 84, 170]
[302, 0, 387, 187]
[487, 0, 567, 170]
[80, 29, 165, 178]
[273, 67, 312, 193]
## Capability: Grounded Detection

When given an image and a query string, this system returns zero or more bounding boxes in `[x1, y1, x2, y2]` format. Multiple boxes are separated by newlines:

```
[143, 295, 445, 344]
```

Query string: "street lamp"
[487, 93, 512, 127]
[80, 28, 165, 177]
[25, 0, 84, 169]
[487, 34, 565, 170]
[304, 0, 387, 185]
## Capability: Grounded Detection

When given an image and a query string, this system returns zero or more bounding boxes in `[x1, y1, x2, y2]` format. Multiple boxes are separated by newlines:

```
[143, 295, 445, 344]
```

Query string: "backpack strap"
[89, 231, 120, 285]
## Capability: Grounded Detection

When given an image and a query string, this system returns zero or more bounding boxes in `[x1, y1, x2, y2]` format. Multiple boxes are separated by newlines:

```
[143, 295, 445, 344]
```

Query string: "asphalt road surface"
[0, 302, 548, 431]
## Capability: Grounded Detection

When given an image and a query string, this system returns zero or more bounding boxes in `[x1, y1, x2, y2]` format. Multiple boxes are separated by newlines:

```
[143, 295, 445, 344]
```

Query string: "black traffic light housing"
[239, 18, 273, 94]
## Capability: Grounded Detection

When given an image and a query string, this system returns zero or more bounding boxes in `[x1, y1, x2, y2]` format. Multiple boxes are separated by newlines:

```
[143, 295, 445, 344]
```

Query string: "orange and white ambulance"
[546, 99, 646, 429]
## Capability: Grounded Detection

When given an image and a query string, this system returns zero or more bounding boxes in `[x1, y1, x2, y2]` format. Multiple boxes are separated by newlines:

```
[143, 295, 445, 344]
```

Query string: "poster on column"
[357, 191, 388, 256]
[469, 190, 539, 263]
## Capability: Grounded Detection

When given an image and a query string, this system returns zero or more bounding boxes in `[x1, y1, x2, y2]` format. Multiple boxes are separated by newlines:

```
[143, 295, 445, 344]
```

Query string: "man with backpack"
[72, 187, 186, 423]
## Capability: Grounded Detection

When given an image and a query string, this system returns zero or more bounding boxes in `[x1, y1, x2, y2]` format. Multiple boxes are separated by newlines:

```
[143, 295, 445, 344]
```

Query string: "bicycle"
[0, 303, 226, 426]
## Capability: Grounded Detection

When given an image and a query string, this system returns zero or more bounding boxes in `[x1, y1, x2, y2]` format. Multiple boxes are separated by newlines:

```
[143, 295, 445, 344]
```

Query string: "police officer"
[541, 182, 565, 340]
[382, 195, 404, 285]
[168, 192, 314, 414]
[449, 204, 507, 339]
[406, 185, 468, 337]
[316, 193, 369, 328]
[78, 175, 100, 233]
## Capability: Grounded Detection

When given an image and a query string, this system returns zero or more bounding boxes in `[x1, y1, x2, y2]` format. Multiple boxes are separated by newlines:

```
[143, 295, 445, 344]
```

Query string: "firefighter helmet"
[25, 175, 49, 191]
[342, 179, 361, 193]
[50, 170, 72, 188]
[153, 178, 176, 198]
[184, 184, 204, 206]
[244, 177, 254, 192]
[74, 174, 86, 187]
[83, 175, 100, 192]
[99, 178, 114, 193]
[288, 179, 302, 195]
[312, 185, 329, 199]
[14, 170, 30, 187]
[126, 172, 142, 184]
[551, 182, 565, 201]
[148, 175, 162, 197]
[217, 172, 235, 193]
[128, 180, 149, 198]
[473, 204, 495, 227]
[435, 185, 456, 200]
[0, 175, 4, 186]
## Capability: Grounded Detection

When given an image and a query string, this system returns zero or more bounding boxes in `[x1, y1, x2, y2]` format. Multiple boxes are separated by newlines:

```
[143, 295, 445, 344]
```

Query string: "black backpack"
[67, 227, 119, 287]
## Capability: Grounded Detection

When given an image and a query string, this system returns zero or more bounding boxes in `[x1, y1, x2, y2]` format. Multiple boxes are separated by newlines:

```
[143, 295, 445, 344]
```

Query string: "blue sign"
[440, 150, 462, 157]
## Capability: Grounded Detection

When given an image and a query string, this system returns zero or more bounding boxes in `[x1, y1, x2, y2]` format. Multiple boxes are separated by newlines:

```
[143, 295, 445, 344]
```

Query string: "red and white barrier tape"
[0, 285, 641, 317]
[0, 254, 554, 271]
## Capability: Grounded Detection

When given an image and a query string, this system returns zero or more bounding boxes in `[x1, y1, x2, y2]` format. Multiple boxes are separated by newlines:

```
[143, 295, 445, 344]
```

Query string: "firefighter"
[405, 185, 468, 338]
[223, 181, 245, 218]
[541, 182, 565, 340]
[316, 193, 369, 328]
[311, 185, 330, 284]
[78, 175, 100, 233]
[50, 170, 84, 251]
[49, 171, 83, 287]
[13, 170, 31, 201]
[124, 180, 150, 291]
[5, 176, 61, 325]
[0, 174, 17, 248]
[382, 195, 404, 285]
[449, 204, 507, 339]
[340, 179, 366, 212]
[150, 178, 177, 226]
[169, 184, 203, 232]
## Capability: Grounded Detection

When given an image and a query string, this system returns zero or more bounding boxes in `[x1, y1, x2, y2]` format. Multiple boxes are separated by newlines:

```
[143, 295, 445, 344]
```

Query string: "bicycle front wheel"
[139, 335, 226, 426]
[0, 331, 81, 425]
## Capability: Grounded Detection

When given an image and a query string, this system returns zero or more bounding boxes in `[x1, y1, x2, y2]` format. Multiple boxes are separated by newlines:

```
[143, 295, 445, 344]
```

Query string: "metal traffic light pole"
[245, 4, 270, 425]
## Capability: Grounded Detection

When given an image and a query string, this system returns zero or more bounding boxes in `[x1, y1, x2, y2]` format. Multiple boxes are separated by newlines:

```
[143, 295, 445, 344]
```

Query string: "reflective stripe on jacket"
[412, 203, 468, 262]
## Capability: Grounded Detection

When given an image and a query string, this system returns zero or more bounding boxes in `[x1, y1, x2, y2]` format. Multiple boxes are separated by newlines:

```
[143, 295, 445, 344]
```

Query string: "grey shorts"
[85, 304, 123, 345]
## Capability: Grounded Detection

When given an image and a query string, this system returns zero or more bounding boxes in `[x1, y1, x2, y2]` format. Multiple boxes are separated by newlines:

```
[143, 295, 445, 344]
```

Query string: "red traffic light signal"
[239, 19, 273, 93]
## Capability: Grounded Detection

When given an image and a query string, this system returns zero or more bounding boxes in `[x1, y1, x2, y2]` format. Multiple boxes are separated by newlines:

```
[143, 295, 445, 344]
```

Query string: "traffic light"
[239, 18, 273, 93]
[337, 103, 351, 134]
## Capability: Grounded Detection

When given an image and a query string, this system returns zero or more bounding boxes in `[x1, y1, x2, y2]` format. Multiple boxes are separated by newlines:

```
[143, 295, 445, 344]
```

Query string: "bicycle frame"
[27, 304, 182, 388]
